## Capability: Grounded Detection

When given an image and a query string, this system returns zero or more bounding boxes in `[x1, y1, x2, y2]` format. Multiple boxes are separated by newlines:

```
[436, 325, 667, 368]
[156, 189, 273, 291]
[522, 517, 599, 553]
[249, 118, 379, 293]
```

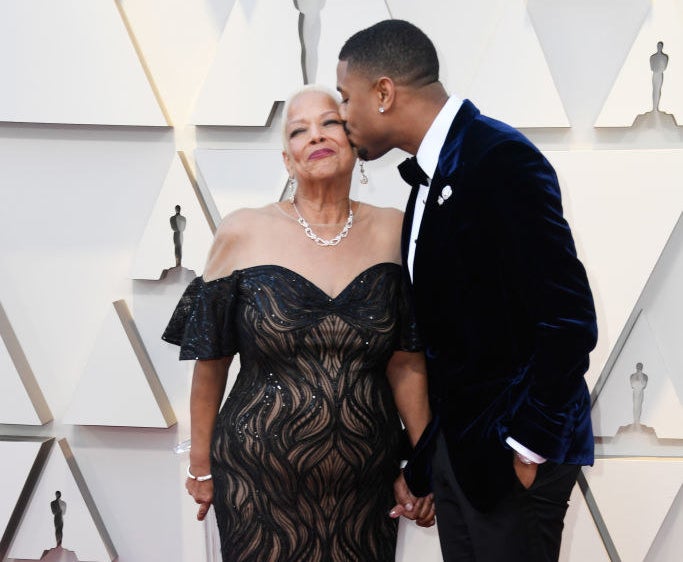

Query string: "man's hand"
[512, 452, 539, 489]
[390, 471, 435, 527]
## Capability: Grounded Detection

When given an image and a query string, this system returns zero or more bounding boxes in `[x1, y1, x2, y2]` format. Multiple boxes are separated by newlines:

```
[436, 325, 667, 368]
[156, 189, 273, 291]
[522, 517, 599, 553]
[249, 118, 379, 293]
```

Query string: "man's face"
[336, 60, 392, 161]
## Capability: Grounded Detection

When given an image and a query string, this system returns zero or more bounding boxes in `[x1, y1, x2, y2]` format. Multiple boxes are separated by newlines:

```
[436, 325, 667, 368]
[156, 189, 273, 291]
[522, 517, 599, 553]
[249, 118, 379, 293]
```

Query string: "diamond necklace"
[290, 200, 354, 246]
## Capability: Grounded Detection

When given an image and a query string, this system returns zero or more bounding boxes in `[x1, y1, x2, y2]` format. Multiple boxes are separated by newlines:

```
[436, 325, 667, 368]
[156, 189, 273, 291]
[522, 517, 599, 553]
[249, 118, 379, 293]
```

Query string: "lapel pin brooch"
[437, 185, 453, 206]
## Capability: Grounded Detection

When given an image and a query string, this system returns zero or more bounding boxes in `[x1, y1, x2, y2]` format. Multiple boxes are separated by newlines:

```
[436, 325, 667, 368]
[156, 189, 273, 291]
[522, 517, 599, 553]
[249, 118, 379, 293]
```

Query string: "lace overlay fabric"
[163, 263, 421, 562]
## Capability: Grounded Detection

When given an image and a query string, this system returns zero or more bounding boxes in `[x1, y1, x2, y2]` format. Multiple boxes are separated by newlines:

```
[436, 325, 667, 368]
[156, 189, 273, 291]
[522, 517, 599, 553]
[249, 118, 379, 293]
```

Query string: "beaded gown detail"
[163, 263, 421, 562]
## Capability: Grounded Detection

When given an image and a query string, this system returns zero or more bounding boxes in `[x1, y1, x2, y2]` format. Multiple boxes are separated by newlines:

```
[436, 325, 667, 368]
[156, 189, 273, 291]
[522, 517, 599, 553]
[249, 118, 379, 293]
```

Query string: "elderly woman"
[163, 85, 432, 562]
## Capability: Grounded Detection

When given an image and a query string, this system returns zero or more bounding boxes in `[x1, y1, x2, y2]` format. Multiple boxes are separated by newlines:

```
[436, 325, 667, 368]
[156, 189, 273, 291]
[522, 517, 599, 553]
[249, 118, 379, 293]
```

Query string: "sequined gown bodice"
[163, 263, 420, 562]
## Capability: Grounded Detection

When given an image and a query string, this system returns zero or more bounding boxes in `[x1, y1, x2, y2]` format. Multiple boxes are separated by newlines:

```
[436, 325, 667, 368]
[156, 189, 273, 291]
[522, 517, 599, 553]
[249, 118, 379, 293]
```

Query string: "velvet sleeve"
[161, 275, 240, 360]
[480, 141, 597, 461]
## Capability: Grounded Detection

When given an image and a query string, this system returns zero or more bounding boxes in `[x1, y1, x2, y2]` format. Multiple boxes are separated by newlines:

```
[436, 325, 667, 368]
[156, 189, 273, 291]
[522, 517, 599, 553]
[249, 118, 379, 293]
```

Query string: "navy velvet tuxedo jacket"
[403, 100, 597, 511]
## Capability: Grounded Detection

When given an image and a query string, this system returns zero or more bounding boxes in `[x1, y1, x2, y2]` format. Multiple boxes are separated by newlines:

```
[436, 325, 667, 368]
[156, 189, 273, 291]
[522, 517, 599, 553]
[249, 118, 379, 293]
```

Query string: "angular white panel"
[639, 213, 683, 404]
[192, 0, 301, 125]
[0, 127, 175, 416]
[559, 482, 610, 562]
[527, 0, 651, 128]
[7, 439, 116, 561]
[544, 150, 683, 388]
[314, 0, 391, 88]
[592, 312, 680, 439]
[596, 0, 683, 127]
[195, 149, 289, 222]
[134, 266, 198, 424]
[585, 458, 683, 562]
[593, 213, 683, 451]
[467, 0, 569, 127]
[0, 0, 166, 126]
[387, 0, 506, 94]
[0, 438, 52, 558]
[64, 300, 176, 428]
[131, 153, 215, 279]
[0, 303, 51, 425]
[0, 344, 42, 425]
[645, 484, 683, 561]
[387, 0, 568, 127]
[118, 0, 236, 124]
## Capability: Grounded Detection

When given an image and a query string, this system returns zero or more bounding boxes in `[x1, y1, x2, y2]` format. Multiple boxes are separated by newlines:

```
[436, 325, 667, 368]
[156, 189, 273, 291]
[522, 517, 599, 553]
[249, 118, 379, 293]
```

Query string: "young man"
[337, 20, 597, 562]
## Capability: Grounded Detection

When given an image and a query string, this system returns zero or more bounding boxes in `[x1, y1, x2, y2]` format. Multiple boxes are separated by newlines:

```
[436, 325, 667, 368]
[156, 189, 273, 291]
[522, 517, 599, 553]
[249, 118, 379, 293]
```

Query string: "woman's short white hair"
[281, 84, 342, 150]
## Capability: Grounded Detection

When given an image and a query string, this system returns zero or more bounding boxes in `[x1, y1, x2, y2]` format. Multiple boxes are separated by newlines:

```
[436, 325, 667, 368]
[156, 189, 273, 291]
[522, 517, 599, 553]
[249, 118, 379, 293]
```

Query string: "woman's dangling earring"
[359, 161, 368, 185]
[287, 177, 296, 203]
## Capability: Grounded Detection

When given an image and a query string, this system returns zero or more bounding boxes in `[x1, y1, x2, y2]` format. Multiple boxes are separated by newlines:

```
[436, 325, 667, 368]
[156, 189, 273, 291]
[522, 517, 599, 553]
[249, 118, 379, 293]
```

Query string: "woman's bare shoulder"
[205, 205, 279, 280]
[214, 205, 280, 239]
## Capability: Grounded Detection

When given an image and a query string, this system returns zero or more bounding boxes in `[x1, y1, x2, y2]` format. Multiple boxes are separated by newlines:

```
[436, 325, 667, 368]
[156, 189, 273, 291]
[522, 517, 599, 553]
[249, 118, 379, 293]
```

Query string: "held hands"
[186, 468, 213, 521]
[390, 471, 435, 527]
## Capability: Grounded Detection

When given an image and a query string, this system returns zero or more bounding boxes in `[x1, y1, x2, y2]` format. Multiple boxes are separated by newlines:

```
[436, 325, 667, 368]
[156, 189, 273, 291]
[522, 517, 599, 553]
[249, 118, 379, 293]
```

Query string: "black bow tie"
[398, 157, 429, 187]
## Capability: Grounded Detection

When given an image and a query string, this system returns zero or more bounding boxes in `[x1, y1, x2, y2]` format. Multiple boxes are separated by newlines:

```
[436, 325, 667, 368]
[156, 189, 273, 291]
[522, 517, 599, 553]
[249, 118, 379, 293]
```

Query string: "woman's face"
[283, 91, 356, 184]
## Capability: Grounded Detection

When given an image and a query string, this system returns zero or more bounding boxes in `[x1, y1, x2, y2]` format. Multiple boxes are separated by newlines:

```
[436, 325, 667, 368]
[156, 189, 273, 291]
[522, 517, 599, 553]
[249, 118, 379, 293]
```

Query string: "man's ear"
[376, 76, 396, 111]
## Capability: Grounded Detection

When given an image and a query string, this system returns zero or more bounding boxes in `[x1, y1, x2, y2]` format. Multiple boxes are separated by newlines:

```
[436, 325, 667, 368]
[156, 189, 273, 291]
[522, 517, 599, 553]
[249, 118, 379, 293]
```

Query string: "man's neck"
[397, 83, 449, 155]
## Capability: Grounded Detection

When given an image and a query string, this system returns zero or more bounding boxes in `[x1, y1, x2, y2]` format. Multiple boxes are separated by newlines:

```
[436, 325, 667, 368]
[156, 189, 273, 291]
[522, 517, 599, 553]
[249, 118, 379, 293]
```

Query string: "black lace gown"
[163, 263, 421, 562]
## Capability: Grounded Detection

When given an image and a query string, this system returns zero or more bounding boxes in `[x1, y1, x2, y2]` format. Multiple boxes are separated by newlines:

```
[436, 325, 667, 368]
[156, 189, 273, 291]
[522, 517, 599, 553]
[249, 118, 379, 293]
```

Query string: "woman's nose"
[309, 124, 325, 142]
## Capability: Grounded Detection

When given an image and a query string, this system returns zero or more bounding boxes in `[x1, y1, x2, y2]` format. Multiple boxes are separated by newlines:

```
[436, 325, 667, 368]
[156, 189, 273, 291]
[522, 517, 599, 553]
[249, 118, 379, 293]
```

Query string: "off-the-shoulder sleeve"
[396, 273, 422, 352]
[162, 275, 239, 360]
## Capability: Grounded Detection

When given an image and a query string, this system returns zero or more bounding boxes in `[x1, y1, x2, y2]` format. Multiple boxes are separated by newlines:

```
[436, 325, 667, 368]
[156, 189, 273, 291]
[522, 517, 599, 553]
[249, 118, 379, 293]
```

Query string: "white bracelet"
[187, 465, 212, 482]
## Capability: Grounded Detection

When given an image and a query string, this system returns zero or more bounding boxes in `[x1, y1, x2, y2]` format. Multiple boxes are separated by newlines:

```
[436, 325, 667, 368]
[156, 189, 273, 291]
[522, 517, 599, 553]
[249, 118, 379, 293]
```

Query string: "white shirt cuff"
[505, 436, 546, 464]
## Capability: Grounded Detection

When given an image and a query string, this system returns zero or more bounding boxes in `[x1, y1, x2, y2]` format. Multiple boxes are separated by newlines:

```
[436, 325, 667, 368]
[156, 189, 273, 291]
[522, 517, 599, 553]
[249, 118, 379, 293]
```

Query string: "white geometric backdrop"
[1, 1, 682, 561]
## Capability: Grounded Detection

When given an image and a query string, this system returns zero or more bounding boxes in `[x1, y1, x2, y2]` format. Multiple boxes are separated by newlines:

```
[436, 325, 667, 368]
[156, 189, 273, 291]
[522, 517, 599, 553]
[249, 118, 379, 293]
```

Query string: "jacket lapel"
[422, 100, 481, 227]
[411, 101, 480, 281]
[436, 99, 479, 179]
[403, 100, 481, 281]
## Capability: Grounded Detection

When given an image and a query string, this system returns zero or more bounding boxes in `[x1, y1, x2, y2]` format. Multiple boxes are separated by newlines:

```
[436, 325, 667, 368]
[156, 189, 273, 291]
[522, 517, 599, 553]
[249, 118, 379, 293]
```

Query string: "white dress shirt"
[406, 95, 545, 464]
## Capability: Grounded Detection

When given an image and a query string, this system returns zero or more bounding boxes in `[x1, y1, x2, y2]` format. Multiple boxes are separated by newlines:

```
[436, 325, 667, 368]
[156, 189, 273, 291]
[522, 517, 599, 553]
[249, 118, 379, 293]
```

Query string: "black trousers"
[432, 432, 580, 562]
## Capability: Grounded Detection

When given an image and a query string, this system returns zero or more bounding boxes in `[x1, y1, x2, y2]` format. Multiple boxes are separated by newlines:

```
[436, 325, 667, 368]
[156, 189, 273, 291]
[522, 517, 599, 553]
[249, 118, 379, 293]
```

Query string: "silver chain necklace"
[290, 200, 354, 246]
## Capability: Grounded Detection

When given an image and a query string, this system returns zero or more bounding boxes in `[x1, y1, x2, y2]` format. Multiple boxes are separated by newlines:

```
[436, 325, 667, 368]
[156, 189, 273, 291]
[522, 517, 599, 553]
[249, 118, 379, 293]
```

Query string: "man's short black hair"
[339, 19, 439, 87]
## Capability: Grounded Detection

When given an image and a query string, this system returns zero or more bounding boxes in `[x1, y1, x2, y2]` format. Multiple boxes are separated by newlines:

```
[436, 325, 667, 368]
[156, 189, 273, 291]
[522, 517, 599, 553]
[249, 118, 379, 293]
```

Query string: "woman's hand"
[186, 474, 214, 521]
[390, 471, 436, 527]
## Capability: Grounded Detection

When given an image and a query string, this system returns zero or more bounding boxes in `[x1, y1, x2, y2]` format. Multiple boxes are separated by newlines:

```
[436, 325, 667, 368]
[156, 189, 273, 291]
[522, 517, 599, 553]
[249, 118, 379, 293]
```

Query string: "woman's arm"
[186, 356, 232, 520]
[386, 350, 430, 447]
[386, 350, 434, 526]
